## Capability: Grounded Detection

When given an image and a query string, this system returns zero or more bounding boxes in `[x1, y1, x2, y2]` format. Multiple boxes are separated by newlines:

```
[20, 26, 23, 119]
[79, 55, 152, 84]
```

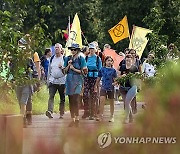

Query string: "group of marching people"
[15, 35, 156, 127]
[42, 41, 157, 127]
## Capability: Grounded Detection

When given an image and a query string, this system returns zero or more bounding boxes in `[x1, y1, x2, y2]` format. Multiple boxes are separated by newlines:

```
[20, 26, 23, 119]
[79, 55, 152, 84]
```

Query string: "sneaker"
[75, 120, 79, 127]
[129, 116, 133, 123]
[109, 117, 114, 122]
[96, 114, 103, 121]
[132, 108, 137, 114]
[68, 121, 75, 127]
[23, 116, 27, 128]
[142, 104, 146, 110]
[96, 117, 103, 122]
[59, 115, 63, 119]
[96, 117, 100, 121]
[46, 111, 53, 119]
[26, 113, 32, 125]
[123, 118, 129, 124]
[115, 101, 121, 105]
[89, 116, 95, 120]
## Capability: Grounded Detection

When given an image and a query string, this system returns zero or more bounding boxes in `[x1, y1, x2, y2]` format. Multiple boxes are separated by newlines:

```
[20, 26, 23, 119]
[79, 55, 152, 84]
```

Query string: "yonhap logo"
[97, 132, 112, 148]
[97, 133, 176, 148]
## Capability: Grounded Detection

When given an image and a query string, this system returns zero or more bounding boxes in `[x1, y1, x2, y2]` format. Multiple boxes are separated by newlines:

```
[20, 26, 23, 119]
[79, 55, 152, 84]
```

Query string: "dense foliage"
[0, 0, 179, 95]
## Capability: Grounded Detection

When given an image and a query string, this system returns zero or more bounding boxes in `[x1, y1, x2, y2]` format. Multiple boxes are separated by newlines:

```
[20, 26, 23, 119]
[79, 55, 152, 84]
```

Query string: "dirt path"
[23, 102, 144, 154]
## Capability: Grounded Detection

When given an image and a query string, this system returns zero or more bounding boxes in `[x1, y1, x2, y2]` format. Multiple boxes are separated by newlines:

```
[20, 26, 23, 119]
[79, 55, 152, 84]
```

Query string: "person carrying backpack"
[63, 43, 87, 127]
[82, 42, 102, 120]
[45, 43, 66, 119]
[12, 37, 39, 127]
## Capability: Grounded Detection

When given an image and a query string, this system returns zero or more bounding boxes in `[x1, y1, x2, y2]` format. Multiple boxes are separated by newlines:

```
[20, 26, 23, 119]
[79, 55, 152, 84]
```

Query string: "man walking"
[46, 43, 66, 119]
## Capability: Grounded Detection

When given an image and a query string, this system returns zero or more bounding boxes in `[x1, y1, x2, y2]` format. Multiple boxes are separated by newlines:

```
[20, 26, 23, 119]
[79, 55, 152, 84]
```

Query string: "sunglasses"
[107, 59, 113, 62]
[70, 48, 77, 51]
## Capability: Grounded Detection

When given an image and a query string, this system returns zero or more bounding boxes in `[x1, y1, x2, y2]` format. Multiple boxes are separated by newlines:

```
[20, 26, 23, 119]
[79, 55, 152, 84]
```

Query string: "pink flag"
[103, 49, 124, 70]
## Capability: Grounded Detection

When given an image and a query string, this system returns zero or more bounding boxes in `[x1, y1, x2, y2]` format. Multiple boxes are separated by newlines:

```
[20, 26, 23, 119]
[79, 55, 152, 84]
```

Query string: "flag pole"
[126, 15, 131, 47]
[81, 32, 88, 45]
[130, 25, 135, 49]
[65, 16, 71, 52]
[68, 16, 70, 37]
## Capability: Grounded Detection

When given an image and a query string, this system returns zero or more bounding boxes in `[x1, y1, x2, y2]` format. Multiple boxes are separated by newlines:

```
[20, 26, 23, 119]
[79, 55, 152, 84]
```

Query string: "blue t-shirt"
[43, 59, 50, 77]
[64, 55, 87, 95]
[64, 55, 87, 74]
[98, 67, 117, 91]
[86, 54, 102, 77]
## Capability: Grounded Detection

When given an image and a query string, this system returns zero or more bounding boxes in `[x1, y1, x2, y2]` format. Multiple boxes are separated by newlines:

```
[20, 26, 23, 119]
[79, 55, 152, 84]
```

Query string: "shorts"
[15, 86, 31, 105]
[100, 89, 114, 99]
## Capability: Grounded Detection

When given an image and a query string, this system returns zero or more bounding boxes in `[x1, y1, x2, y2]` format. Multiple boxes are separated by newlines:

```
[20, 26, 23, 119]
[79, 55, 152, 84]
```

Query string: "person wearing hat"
[82, 42, 102, 120]
[12, 37, 39, 127]
[64, 43, 87, 127]
[22, 34, 41, 80]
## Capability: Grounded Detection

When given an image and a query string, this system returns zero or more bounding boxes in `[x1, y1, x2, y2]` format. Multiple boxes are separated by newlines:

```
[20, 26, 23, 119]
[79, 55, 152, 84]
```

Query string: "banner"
[65, 13, 82, 56]
[108, 16, 130, 44]
[129, 25, 152, 58]
[103, 49, 124, 70]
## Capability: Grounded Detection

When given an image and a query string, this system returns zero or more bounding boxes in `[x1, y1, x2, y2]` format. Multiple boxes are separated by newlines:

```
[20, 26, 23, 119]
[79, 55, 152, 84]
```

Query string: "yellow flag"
[65, 13, 82, 56]
[129, 25, 152, 58]
[108, 16, 130, 44]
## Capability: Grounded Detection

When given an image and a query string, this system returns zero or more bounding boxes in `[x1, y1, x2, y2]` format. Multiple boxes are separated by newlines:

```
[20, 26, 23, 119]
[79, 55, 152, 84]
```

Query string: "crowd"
[14, 35, 159, 128]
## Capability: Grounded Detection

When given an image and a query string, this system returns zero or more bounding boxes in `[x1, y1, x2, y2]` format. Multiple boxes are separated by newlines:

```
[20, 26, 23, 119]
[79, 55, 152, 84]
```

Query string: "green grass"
[0, 90, 20, 114]
[0, 103, 19, 114]
[32, 85, 69, 115]
[136, 91, 144, 102]
[0, 85, 69, 115]
[0, 85, 144, 115]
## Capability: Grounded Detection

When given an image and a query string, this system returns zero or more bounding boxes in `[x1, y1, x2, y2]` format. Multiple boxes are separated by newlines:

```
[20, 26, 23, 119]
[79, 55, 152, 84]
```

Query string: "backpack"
[85, 55, 100, 71]
[67, 55, 82, 68]
[29, 58, 39, 78]
[50, 55, 65, 64]
[50, 55, 82, 74]
[85, 55, 101, 77]
[9, 58, 38, 81]
[40, 55, 46, 67]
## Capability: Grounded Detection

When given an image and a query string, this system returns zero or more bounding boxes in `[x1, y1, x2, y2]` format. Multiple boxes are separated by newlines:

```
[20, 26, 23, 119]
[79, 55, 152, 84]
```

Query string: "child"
[94, 56, 117, 122]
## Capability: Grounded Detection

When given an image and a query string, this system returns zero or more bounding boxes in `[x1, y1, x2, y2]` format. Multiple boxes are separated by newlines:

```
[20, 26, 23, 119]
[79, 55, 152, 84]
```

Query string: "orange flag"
[108, 16, 130, 44]
[103, 49, 124, 70]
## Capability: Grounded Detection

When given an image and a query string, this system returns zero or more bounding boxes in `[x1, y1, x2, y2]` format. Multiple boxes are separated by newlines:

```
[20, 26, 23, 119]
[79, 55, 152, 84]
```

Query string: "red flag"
[63, 24, 72, 41]
[63, 29, 68, 40]
[103, 49, 124, 70]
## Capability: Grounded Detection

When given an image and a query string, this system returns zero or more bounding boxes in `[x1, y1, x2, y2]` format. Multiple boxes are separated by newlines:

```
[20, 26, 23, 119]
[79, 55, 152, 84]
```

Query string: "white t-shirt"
[48, 55, 66, 84]
[143, 63, 156, 77]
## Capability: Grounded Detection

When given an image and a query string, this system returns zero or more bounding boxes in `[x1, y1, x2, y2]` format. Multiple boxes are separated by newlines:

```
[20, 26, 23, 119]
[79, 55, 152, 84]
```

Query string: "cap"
[88, 43, 96, 49]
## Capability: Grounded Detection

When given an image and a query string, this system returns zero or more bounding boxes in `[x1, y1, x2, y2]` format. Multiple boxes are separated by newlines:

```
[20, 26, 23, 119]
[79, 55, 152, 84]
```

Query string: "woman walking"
[64, 43, 87, 127]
